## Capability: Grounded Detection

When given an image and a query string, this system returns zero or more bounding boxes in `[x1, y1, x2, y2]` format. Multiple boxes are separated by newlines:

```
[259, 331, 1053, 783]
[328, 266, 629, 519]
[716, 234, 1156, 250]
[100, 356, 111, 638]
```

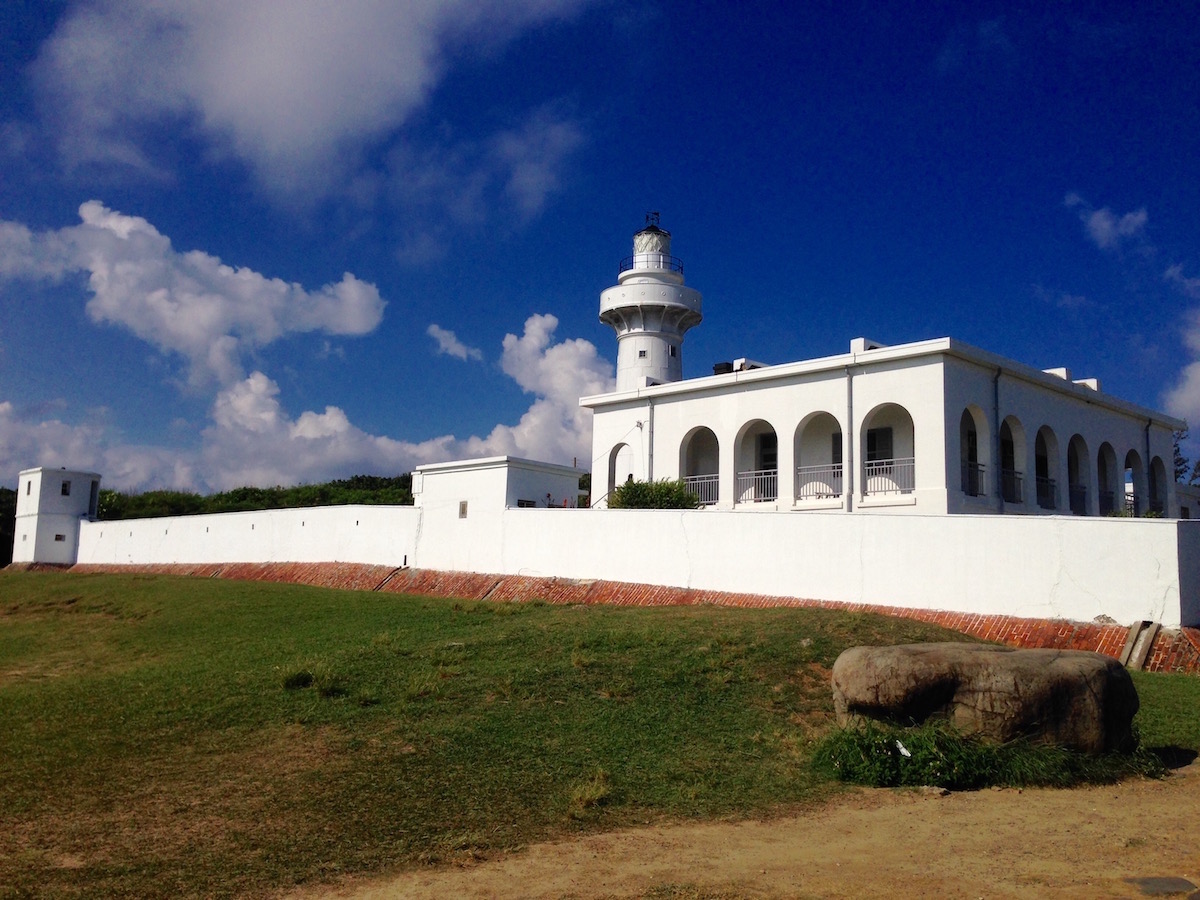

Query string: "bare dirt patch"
[300, 759, 1200, 900]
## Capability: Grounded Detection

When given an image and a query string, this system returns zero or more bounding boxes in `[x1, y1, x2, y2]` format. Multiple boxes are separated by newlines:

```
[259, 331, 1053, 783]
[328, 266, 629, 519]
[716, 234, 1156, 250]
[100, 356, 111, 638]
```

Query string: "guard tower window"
[61, 480, 71, 497]
[638, 349, 647, 358]
[26, 481, 31, 495]
[458, 501, 468, 519]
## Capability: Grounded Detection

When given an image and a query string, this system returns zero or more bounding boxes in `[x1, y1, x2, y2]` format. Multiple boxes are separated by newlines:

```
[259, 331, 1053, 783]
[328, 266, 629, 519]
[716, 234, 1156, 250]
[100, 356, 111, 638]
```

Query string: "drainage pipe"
[844, 366, 855, 512]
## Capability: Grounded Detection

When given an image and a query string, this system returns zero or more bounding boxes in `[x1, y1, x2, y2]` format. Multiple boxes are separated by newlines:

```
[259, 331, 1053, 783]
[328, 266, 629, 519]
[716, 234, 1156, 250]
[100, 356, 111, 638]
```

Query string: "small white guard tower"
[11, 467, 101, 565]
[600, 214, 703, 391]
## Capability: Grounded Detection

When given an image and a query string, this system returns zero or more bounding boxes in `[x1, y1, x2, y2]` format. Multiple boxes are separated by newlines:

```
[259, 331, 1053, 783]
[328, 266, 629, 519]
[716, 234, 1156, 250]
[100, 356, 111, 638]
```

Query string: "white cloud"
[493, 106, 586, 219]
[0, 400, 197, 491]
[30, 0, 591, 202]
[1165, 264, 1200, 301]
[1064, 193, 1147, 250]
[2, 313, 611, 491]
[387, 104, 584, 260]
[0, 201, 385, 387]
[427, 324, 483, 361]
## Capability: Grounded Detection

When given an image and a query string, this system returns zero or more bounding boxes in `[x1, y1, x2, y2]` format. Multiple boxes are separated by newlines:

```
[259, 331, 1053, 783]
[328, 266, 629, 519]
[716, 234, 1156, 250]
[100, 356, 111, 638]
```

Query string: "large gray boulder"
[831, 643, 1139, 754]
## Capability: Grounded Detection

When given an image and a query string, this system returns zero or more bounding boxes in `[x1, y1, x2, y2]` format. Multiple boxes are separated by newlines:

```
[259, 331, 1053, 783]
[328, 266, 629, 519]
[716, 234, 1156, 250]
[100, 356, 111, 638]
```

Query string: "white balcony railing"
[683, 474, 719, 506]
[863, 457, 915, 496]
[796, 463, 843, 500]
[736, 469, 778, 503]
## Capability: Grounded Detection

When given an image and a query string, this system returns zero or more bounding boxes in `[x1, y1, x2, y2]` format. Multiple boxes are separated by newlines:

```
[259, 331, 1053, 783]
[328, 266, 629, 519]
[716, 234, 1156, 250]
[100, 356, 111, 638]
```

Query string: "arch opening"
[795, 412, 843, 500]
[861, 403, 915, 496]
[735, 419, 778, 503]
[606, 443, 634, 502]
[1068, 434, 1090, 515]
[680, 427, 719, 505]
[1035, 426, 1059, 510]
[959, 406, 988, 497]
[1000, 416, 1026, 504]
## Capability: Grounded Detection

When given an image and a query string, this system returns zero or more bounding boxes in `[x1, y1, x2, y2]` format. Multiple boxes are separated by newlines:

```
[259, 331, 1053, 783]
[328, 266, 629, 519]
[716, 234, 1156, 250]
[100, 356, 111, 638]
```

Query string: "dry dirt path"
[299, 760, 1200, 900]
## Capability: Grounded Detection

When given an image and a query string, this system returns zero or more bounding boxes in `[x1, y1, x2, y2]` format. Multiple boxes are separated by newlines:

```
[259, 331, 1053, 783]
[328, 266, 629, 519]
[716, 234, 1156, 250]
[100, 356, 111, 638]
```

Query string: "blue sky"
[2, 1, 1198, 492]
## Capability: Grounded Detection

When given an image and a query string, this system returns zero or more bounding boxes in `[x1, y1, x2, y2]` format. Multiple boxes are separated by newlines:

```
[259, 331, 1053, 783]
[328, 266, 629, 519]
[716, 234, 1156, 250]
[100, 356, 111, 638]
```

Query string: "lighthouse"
[600, 214, 703, 391]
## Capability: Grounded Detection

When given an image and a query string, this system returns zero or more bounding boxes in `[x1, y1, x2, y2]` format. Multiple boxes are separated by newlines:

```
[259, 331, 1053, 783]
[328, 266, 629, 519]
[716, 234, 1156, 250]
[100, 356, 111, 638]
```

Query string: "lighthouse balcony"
[619, 252, 684, 275]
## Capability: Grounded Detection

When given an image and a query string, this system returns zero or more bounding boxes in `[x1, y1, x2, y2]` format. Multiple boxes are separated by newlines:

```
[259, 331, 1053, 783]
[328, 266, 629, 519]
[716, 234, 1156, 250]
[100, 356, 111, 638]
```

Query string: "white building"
[583, 222, 1182, 519]
[11, 467, 101, 565]
[8, 221, 1199, 630]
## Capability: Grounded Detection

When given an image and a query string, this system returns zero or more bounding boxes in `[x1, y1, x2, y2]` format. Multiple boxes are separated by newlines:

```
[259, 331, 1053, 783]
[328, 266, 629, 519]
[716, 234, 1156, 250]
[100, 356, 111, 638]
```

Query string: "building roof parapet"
[580, 335, 1184, 430]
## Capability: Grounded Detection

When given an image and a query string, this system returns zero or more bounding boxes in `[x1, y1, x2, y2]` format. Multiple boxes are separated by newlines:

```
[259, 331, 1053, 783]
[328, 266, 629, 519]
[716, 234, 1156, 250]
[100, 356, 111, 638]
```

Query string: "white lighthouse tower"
[600, 214, 703, 391]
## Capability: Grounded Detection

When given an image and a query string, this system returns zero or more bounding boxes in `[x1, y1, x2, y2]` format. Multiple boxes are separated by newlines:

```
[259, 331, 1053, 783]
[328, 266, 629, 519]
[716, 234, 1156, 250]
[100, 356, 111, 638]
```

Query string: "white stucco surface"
[78, 505, 420, 567]
[71, 500, 1198, 628]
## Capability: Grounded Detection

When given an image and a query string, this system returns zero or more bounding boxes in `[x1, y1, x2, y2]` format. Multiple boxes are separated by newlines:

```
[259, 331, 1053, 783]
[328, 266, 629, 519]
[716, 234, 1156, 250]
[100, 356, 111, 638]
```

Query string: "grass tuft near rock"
[811, 720, 1167, 790]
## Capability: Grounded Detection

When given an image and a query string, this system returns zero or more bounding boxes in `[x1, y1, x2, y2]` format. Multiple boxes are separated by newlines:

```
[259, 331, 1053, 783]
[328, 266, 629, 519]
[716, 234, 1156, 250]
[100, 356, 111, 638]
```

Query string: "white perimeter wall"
[75, 502, 1200, 628]
[78, 505, 420, 567]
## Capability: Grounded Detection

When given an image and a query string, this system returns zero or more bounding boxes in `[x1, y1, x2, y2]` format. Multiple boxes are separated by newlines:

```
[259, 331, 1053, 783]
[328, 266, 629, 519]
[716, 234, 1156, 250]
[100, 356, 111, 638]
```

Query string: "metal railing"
[1069, 483, 1088, 515]
[683, 474, 719, 506]
[736, 469, 778, 503]
[796, 463, 843, 500]
[863, 457, 915, 495]
[1001, 468, 1023, 504]
[618, 253, 684, 275]
[1036, 476, 1057, 510]
[1099, 489, 1116, 517]
[961, 461, 986, 497]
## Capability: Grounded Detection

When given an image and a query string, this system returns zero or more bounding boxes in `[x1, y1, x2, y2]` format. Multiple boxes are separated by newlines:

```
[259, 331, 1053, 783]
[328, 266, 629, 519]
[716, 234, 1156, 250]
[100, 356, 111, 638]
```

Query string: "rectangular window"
[516, 499, 536, 508]
[669, 346, 677, 357]
[54, 534, 66, 542]
[637, 349, 647, 358]
[866, 427, 893, 463]
[831, 432, 843, 464]
[458, 501, 468, 519]
[61, 480, 71, 496]
[26, 481, 31, 496]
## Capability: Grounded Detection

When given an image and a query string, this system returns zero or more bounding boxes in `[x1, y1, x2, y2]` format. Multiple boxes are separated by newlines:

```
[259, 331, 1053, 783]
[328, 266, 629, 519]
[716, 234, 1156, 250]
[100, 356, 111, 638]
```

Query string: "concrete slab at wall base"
[22, 562, 1200, 675]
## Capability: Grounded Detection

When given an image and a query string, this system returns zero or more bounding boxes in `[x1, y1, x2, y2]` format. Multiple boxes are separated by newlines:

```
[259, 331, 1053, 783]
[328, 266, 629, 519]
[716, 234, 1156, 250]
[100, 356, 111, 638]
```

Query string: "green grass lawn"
[1, 570, 1197, 899]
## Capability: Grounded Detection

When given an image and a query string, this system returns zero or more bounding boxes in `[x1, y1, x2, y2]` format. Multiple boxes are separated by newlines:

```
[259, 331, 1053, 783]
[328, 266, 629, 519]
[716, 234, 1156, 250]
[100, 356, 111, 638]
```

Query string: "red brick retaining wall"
[21, 562, 1200, 675]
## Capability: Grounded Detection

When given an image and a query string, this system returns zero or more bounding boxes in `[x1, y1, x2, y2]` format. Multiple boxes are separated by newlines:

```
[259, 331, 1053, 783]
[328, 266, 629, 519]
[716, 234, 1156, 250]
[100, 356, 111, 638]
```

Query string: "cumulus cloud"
[0, 400, 197, 491]
[1064, 193, 1147, 250]
[427, 324, 483, 361]
[200, 315, 612, 488]
[2, 313, 612, 491]
[0, 201, 385, 386]
[30, 0, 591, 202]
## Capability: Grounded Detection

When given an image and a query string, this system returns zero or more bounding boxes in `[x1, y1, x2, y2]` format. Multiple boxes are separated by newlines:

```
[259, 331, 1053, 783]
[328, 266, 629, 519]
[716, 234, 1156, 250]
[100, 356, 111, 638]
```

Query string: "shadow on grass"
[1146, 746, 1198, 770]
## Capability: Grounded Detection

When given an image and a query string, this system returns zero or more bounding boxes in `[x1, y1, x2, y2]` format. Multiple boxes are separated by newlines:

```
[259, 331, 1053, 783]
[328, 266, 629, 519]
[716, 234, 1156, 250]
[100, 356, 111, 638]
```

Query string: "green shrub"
[609, 478, 701, 509]
[811, 721, 1165, 790]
